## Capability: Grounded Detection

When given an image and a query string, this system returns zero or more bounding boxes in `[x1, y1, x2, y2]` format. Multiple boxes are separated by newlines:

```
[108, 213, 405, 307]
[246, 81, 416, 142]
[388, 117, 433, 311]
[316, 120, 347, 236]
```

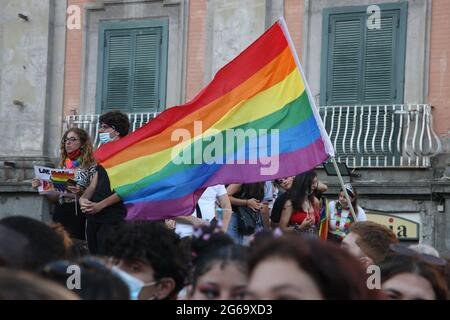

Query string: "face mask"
[99, 132, 112, 144]
[112, 266, 158, 300]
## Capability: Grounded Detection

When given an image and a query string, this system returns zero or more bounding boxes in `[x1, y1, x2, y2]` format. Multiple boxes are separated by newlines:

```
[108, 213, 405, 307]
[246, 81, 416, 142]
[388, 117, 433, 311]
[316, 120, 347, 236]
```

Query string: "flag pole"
[330, 156, 357, 221]
[278, 18, 356, 221]
[278, 17, 335, 158]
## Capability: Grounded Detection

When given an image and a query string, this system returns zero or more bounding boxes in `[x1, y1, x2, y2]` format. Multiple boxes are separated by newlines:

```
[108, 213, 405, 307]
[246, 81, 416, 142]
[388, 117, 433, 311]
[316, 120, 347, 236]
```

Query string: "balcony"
[65, 104, 442, 168]
[319, 104, 441, 168]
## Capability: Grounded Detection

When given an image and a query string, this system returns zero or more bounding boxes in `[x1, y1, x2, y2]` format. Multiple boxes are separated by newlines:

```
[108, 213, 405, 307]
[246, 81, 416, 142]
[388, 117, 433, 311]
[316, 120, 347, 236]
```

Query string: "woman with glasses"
[32, 128, 96, 240]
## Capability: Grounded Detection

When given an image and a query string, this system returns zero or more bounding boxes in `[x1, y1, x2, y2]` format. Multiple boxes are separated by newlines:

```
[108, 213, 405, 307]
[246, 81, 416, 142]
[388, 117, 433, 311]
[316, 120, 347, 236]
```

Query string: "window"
[320, 2, 407, 106]
[96, 19, 168, 113]
[319, 3, 408, 166]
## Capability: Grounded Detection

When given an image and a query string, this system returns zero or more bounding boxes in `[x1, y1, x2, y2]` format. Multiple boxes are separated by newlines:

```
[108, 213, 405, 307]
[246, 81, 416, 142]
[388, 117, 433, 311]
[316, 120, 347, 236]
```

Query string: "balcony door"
[320, 3, 407, 166]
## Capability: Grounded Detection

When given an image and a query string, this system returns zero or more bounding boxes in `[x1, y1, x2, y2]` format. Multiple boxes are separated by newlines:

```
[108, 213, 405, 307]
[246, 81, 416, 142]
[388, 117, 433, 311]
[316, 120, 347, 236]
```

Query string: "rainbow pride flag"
[50, 171, 75, 192]
[95, 18, 334, 220]
[319, 197, 329, 241]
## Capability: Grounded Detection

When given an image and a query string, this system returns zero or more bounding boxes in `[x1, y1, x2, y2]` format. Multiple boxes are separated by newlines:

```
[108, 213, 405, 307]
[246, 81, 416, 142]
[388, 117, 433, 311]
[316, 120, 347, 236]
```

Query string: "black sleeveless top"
[88, 165, 126, 223]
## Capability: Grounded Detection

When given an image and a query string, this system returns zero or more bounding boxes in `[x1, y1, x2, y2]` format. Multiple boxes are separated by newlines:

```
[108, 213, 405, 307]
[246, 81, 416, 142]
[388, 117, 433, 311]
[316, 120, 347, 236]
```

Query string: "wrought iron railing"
[319, 104, 441, 167]
[65, 112, 159, 148]
[65, 104, 442, 168]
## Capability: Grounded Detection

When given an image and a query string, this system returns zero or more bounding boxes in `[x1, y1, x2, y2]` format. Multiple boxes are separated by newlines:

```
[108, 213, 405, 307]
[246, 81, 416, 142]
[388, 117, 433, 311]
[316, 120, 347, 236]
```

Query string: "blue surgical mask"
[99, 132, 112, 144]
[112, 266, 158, 300]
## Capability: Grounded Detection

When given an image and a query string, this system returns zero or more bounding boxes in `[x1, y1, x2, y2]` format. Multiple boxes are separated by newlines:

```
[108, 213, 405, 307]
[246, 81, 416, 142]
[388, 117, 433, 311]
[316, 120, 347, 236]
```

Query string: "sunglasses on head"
[42, 257, 110, 276]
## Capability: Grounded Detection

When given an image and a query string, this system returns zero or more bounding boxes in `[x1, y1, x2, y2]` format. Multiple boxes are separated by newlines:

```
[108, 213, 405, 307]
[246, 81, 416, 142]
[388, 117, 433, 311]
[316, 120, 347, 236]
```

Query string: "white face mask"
[99, 132, 112, 144]
[112, 266, 158, 300]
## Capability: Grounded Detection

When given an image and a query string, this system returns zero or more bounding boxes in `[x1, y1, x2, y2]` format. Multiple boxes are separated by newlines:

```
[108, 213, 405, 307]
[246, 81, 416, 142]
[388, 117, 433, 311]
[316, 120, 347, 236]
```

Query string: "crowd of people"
[1, 110, 448, 300]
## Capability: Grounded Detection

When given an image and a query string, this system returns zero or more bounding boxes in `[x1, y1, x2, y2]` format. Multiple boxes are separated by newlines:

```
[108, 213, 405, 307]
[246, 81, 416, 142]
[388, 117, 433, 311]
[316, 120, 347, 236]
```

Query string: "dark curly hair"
[103, 221, 188, 299]
[99, 111, 130, 137]
[189, 225, 248, 291]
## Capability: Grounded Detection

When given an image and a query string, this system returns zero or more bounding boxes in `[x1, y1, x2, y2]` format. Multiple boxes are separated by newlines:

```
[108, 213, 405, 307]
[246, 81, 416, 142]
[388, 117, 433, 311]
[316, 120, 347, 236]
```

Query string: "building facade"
[1, 0, 449, 254]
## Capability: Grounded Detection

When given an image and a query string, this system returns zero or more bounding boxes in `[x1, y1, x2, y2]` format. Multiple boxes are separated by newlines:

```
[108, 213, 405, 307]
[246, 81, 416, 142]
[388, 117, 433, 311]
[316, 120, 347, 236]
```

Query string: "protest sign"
[33, 166, 76, 197]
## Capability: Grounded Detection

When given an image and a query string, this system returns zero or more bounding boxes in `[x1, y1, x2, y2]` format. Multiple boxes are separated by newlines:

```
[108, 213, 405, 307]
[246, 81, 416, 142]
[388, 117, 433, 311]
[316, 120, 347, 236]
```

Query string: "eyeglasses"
[63, 137, 80, 143]
[389, 244, 447, 267]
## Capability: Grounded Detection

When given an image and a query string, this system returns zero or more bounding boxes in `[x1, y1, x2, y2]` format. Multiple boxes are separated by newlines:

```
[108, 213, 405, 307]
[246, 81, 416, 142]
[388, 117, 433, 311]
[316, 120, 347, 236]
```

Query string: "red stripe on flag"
[95, 23, 288, 162]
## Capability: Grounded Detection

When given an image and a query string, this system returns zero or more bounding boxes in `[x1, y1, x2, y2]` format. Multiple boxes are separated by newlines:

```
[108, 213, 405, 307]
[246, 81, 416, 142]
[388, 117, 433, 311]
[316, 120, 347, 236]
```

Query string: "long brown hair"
[288, 171, 317, 212]
[59, 128, 96, 169]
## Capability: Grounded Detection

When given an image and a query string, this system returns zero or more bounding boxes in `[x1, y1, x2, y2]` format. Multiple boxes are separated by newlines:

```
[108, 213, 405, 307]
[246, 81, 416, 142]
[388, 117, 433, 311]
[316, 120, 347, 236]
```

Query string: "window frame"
[95, 18, 169, 114]
[319, 2, 408, 106]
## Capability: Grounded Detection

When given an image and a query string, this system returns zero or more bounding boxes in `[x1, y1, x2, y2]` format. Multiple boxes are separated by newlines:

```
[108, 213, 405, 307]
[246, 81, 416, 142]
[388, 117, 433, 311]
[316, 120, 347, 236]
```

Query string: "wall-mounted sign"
[365, 212, 420, 241]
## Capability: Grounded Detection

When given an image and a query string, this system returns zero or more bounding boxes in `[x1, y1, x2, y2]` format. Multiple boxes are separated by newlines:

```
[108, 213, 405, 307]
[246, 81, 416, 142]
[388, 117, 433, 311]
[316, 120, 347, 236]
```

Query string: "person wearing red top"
[279, 171, 321, 236]
[289, 208, 320, 227]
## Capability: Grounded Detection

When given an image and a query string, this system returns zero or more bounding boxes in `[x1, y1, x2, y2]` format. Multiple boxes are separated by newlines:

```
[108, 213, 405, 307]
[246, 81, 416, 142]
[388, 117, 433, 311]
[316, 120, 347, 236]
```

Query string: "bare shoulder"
[283, 199, 293, 209]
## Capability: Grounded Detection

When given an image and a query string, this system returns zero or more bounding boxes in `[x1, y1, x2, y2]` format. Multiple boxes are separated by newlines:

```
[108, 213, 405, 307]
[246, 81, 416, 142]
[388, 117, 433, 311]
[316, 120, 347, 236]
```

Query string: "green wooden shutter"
[362, 12, 401, 162]
[132, 30, 162, 111]
[363, 13, 398, 103]
[327, 15, 364, 105]
[103, 31, 133, 111]
[97, 19, 168, 114]
[321, 4, 407, 106]
[320, 3, 407, 166]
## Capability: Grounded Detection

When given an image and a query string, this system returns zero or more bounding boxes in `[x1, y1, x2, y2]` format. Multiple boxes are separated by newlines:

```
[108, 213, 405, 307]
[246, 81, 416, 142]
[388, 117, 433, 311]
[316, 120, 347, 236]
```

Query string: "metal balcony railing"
[319, 104, 441, 167]
[65, 112, 159, 149]
[65, 104, 442, 168]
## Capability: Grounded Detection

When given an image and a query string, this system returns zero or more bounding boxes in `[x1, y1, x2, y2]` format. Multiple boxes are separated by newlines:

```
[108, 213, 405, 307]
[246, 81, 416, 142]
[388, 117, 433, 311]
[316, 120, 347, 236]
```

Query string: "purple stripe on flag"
[125, 138, 328, 221]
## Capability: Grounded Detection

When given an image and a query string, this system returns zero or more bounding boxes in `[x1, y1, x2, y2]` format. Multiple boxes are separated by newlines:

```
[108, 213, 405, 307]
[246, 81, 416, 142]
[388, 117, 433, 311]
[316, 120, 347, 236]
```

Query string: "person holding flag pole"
[278, 18, 359, 226]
